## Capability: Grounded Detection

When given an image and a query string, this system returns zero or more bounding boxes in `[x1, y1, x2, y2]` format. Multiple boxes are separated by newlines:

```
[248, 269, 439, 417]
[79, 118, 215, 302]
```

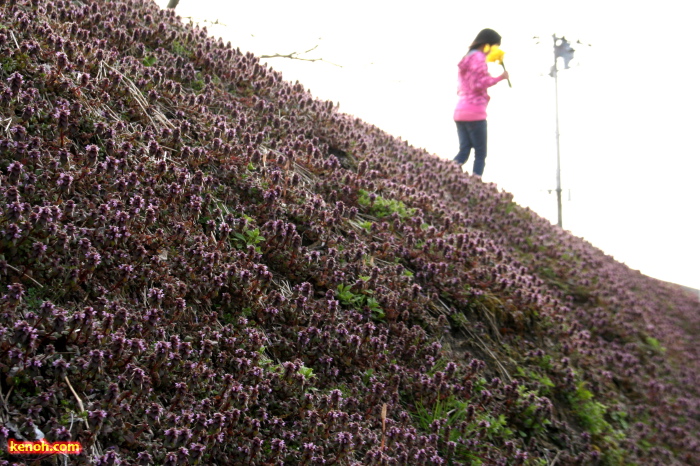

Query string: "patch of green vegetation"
[336, 283, 360, 307]
[1, 50, 34, 75]
[58, 408, 88, 426]
[414, 396, 469, 431]
[171, 40, 191, 58]
[233, 227, 265, 252]
[600, 431, 628, 465]
[425, 357, 450, 376]
[645, 336, 665, 353]
[609, 409, 629, 431]
[450, 311, 469, 329]
[511, 385, 553, 437]
[566, 381, 629, 464]
[413, 395, 468, 433]
[569, 382, 608, 435]
[258, 347, 316, 383]
[219, 305, 252, 326]
[534, 354, 554, 371]
[142, 55, 157, 67]
[516, 367, 555, 395]
[257, 346, 280, 375]
[539, 266, 556, 280]
[298, 365, 315, 380]
[191, 78, 205, 92]
[357, 189, 415, 219]
[472, 377, 488, 394]
[22, 286, 45, 311]
[411, 394, 515, 463]
[336, 283, 384, 321]
[478, 413, 513, 442]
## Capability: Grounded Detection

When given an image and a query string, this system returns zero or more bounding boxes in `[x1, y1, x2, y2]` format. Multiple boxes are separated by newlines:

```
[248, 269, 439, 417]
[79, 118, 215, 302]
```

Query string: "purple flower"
[7, 72, 23, 94]
[54, 106, 70, 130]
[56, 51, 69, 70]
[31, 241, 47, 258]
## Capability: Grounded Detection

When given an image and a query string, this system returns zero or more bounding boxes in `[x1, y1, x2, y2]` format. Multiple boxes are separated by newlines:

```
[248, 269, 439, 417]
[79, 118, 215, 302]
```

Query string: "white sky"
[155, 0, 700, 290]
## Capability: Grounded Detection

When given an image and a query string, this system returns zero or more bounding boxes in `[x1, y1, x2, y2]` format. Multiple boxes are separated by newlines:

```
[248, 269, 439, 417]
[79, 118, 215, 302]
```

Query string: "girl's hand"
[500, 71, 510, 80]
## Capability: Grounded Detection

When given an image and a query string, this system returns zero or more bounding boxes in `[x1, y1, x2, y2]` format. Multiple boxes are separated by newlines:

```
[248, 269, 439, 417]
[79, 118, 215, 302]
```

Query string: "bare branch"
[261, 45, 342, 67]
[178, 16, 228, 27]
[3, 262, 43, 288]
[165, 6, 337, 66]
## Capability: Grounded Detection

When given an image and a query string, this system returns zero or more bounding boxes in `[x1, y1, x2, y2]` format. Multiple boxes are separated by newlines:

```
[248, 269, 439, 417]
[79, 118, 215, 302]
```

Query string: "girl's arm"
[470, 55, 505, 91]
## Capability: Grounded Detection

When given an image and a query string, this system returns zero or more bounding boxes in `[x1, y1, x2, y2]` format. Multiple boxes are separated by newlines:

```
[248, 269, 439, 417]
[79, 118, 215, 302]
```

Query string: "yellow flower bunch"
[485, 45, 511, 87]
[485, 45, 505, 64]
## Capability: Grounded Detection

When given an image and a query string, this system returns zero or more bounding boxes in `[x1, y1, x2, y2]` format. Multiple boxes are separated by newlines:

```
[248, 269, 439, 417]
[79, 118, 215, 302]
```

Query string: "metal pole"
[553, 34, 563, 228]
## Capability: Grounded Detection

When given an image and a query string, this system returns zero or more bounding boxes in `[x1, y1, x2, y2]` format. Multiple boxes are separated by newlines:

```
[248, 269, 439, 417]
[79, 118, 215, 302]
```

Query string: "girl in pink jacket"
[453, 28, 509, 177]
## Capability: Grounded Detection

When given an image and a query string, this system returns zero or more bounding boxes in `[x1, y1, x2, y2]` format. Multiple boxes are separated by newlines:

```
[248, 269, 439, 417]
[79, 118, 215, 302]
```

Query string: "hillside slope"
[0, 0, 698, 464]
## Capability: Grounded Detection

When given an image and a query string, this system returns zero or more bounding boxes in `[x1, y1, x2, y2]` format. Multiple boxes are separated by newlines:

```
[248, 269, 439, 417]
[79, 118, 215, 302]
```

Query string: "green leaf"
[142, 55, 157, 67]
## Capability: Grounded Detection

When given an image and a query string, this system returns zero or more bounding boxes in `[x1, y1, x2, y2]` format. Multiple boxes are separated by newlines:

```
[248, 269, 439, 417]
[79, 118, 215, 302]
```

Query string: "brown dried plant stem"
[64, 376, 85, 413]
[380, 403, 387, 450]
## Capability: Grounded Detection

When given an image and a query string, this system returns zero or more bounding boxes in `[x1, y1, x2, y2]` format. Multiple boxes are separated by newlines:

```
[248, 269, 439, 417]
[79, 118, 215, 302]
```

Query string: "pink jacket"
[453, 50, 505, 121]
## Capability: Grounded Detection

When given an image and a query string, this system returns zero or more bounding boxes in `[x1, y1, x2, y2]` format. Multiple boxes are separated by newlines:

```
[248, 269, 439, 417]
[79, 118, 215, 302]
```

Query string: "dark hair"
[469, 28, 502, 51]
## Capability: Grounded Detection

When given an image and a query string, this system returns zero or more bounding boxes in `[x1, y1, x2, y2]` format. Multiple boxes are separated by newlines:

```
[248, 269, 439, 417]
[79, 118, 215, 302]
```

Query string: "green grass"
[336, 283, 385, 321]
[357, 189, 415, 219]
[142, 55, 157, 67]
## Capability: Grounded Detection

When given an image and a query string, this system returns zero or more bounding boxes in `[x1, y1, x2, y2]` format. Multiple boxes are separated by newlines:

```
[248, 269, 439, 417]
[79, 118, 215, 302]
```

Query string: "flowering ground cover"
[0, 0, 698, 464]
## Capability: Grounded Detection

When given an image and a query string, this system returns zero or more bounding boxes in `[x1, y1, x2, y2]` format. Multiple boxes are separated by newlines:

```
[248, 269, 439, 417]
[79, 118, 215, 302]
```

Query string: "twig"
[291, 161, 316, 185]
[550, 450, 562, 465]
[100, 61, 175, 130]
[9, 31, 20, 51]
[2, 119, 12, 141]
[272, 278, 293, 298]
[261, 45, 342, 68]
[460, 327, 512, 382]
[64, 376, 85, 413]
[179, 16, 228, 27]
[91, 441, 103, 460]
[4, 262, 44, 288]
[0, 386, 14, 416]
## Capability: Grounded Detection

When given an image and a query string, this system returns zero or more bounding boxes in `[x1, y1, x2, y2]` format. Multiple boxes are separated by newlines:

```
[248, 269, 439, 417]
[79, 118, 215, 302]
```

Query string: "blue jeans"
[453, 120, 487, 176]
